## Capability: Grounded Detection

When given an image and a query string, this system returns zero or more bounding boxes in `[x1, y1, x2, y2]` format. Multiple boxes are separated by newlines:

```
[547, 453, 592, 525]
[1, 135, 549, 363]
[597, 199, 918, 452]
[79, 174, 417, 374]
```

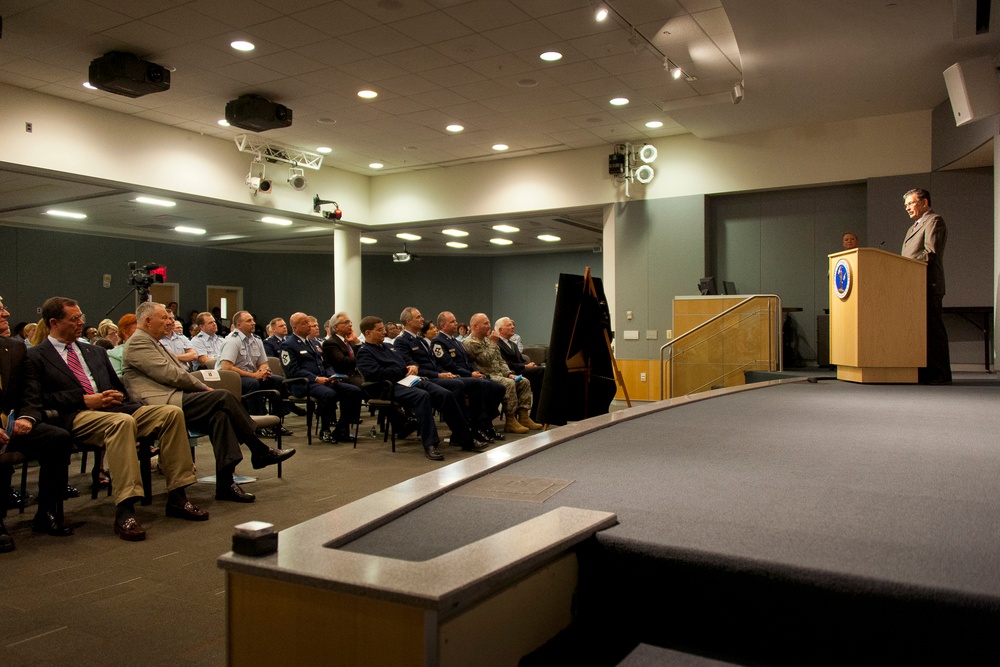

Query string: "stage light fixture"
[287, 167, 307, 191]
[313, 195, 342, 220]
[639, 144, 657, 163]
[635, 165, 655, 184]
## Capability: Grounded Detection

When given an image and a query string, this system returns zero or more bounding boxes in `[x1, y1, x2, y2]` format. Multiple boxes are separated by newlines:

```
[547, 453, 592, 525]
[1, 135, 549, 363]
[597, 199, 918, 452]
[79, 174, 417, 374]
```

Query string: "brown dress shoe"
[165, 501, 209, 521]
[114, 516, 147, 541]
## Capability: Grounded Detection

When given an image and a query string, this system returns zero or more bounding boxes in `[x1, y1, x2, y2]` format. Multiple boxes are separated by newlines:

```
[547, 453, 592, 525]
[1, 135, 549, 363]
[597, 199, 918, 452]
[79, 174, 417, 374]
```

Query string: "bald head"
[289, 312, 310, 337]
[469, 312, 491, 339]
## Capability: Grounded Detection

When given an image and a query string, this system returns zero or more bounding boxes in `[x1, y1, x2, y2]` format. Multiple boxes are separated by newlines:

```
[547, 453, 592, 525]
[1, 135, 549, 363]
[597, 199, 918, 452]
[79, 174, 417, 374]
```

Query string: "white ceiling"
[0, 0, 997, 254]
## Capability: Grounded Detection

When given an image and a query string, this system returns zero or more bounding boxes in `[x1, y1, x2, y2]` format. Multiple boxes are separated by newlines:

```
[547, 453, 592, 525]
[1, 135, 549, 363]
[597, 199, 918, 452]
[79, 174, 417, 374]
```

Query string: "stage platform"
[220, 376, 1000, 665]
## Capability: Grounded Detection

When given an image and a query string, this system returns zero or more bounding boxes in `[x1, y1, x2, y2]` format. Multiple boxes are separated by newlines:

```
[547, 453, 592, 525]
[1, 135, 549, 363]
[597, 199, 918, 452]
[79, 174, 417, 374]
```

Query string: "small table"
[942, 306, 993, 371]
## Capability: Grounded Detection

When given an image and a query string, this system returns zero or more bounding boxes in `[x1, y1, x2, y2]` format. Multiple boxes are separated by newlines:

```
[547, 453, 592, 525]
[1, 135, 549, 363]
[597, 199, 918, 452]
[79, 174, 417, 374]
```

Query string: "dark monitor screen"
[698, 277, 717, 295]
[723, 280, 737, 295]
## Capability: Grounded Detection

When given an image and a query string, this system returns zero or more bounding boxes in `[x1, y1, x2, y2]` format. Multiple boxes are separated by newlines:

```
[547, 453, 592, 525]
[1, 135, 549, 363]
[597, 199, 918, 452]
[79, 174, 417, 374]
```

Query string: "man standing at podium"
[902, 188, 951, 385]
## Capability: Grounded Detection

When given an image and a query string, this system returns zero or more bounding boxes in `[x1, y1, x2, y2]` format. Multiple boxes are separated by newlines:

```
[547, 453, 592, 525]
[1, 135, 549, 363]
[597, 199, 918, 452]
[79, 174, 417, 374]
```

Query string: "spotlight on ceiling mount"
[608, 142, 657, 197]
[246, 158, 271, 196]
[313, 195, 342, 221]
[287, 167, 307, 191]
[392, 243, 414, 263]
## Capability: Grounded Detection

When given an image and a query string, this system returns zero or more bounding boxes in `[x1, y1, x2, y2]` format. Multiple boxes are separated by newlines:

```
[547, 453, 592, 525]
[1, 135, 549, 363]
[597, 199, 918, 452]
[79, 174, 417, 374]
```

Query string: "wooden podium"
[829, 248, 926, 383]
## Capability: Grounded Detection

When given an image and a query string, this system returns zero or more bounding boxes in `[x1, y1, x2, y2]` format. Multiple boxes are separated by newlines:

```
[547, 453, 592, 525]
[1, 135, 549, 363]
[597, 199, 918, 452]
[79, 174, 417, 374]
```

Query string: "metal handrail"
[659, 294, 782, 399]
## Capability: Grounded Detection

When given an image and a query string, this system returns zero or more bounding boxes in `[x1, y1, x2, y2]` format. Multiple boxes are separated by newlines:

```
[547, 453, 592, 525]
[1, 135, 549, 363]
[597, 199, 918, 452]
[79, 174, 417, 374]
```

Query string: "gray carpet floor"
[343, 376, 1000, 602]
[0, 412, 532, 667]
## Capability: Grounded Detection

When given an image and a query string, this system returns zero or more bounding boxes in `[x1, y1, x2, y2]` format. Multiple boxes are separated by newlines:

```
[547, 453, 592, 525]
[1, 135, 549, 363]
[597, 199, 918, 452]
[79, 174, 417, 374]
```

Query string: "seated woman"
[97, 319, 120, 347]
[28, 318, 47, 347]
[107, 314, 136, 376]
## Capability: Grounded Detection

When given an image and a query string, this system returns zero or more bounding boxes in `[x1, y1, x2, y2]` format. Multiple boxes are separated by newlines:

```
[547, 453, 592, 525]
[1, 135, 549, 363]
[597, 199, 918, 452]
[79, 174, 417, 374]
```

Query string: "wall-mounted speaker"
[943, 56, 1000, 126]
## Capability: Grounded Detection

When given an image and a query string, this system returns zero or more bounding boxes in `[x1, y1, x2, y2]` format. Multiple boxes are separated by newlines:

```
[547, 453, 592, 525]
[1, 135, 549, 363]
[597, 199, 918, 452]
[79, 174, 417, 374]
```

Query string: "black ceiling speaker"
[225, 94, 293, 132]
[88, 51, 170, 98]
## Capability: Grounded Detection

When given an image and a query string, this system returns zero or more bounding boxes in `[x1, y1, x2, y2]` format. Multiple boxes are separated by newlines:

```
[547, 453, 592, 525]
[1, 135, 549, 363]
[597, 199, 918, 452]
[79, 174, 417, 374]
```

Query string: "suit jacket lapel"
[39, 339, 80, 385]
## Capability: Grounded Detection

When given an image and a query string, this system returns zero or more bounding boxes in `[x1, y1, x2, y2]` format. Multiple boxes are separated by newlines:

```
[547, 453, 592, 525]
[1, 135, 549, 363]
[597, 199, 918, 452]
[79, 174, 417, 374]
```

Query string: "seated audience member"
[28, 319, 48, 347]
[159, 311, 197, 370]
[11, 321, 29, 344]
[92, 338, 114, 351]
[123, 302, 294, 504]
[280, 312, 362, 443]
[211, 307, 230, 336]
[456, 322, 469, 342]
[97, 319, 120, 347]
[264, 317, 287, 358]
[395, 308, 489, 448]
[218, 311, 288, 427]
[0, 297, 73, 552]
[191, 311, 224, 369]
[421, 320, 438, 344]
[464, 313, 541, 434]
[321, 312, 364, 388]
[431, 311, 507, 442]
[383, 321, 400, 344]
[26, 297, 207, 542]
[306, 316, 325, 354]
[494, 317, 544, 420]
[166, 301, 179, 316]
[107, 314, 136, 376]
[356, 316, 483, 460]
[84, 326, 98, 342]
[184, 309, 199, 337]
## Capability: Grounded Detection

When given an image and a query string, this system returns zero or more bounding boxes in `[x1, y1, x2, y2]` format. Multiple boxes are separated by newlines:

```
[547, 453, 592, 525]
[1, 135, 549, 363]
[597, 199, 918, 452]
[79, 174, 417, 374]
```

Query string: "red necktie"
[65, 345, 95, 394]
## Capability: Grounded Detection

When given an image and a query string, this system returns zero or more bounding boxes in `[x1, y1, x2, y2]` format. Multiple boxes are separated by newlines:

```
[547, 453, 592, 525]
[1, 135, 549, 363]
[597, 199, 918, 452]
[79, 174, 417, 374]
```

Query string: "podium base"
[836, 366, 918, 383]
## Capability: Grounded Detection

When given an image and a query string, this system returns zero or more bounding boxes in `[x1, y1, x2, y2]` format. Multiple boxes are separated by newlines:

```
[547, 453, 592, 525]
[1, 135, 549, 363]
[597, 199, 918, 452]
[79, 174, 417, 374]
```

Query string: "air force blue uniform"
[279, 334, 361, 437]
[430, 332, 505, 429]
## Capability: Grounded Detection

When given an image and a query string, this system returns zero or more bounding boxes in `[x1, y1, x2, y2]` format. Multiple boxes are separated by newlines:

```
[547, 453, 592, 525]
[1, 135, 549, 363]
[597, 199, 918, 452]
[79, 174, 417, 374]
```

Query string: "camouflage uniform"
[463, 336, 531, 416]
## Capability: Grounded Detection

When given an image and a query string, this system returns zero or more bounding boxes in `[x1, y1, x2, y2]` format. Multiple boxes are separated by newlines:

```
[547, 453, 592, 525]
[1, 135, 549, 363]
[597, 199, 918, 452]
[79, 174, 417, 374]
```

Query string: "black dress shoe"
[254, 427, 277, 439]
[251, 447, 296, 469]
[486, 427, 505, 441]
[165, 501, 209, 521]
[0, 521, 15, 553]
[424, 444, 444, 461]
[215, 483, 255, 503]
[65, 485, 80, 498]
[279, 426, 294, 436]
[460, 437, 490, 452]
[475, 429, 495, 443]
[319, 429, 337, 443]
[333, 428, 353, 443]
[113, 516, 146, 541]
[397, 417, 419, 440]
[32, 512, 74, 537]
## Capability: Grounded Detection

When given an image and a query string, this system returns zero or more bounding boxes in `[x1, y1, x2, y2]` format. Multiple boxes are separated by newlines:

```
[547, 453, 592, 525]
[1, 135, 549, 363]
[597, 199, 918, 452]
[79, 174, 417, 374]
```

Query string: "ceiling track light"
[246, 158, 271, 197]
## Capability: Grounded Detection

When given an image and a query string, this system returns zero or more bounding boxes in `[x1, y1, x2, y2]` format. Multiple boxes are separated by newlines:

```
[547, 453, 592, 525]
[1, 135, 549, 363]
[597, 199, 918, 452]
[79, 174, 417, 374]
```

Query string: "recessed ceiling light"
[217, 119, 230, 127]
[397, 232, 421, 241]
[538, 234, 561, 242]
[83, 82, 97, 90]
[516, 79, 538, 88]
[610, 97, 629, 106]
[210, 234, 247, 241]
[442, 229, 468, 237]
[360, 237, 378, 244]
[446, 124, 464, 133]
[492, 144, 509, 151]
[316, 146, 332, 154]
[645, 120, 664, 129]
[231, 40, 255, 52]
[358, 89, 378, 99]
[369, 162, 384, 169]
[296, 226, 329, 233]
[595, 4, 609, 21]
[540, 51, 562, 62]
[317, 117, 337, 125]
[492, 224, 520, 233]
[261, 216, 293, 226]
[490, 238, 513, 246]
[446, 241, 468, 249]
[175, 226, 206, 235]
[45, 210, 87, 219]
[134, 196, 176, 207]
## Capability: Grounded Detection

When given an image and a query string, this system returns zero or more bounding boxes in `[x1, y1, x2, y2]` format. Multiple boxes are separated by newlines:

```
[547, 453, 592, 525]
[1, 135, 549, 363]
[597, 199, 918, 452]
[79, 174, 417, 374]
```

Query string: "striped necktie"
[65, 344, 95, 394]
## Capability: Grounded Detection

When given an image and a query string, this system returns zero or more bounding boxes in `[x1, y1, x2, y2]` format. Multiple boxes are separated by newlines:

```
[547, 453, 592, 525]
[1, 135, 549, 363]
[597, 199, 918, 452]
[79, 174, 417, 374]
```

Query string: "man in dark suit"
[321, 312, 363, 388]
[281, 312, 362, 443]
[901, 188, 951, 385]
[0, 298, 74, 551]
[494, 317, 544, 420]
[25, 297, 208, 541]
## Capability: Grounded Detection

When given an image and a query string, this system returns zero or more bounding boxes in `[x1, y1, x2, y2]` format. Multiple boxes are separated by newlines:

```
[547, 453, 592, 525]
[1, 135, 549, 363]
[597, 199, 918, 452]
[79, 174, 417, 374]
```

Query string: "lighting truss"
[234, 134, 324, 170]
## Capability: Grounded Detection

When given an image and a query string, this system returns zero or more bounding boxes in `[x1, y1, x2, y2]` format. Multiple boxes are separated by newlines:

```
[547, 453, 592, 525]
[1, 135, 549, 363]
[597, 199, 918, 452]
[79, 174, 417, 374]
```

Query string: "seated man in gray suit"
[123, 302, 294, 504]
